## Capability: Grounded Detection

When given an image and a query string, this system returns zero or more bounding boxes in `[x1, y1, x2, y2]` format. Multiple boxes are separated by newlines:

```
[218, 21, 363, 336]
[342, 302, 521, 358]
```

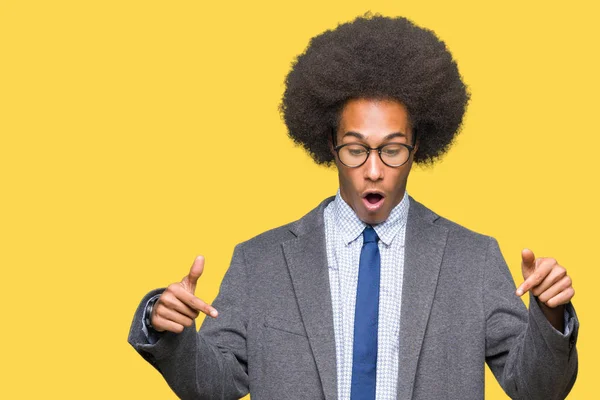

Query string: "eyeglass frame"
[330, 128, 417, 168]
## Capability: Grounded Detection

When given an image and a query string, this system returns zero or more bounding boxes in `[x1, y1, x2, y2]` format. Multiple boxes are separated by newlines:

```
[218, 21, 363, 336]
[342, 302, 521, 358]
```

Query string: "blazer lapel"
[397, 197, 449, 399]
[282, 197, 338, 400]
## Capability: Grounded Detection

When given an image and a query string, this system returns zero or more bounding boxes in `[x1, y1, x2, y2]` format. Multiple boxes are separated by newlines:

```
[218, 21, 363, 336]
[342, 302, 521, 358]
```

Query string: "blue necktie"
[350, 226, 380, 400]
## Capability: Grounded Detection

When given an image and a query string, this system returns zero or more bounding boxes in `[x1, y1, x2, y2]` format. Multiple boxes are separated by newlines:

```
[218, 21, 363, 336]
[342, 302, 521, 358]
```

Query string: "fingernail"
[516, 288, 523, 296]
[210, 309, 218, 317]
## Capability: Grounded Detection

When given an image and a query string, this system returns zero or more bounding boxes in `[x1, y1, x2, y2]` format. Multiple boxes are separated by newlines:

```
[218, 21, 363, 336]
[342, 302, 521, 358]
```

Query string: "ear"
[330, 142, 339, 167]
[411, 128, 419, 156]
[329, 128, 337, 156]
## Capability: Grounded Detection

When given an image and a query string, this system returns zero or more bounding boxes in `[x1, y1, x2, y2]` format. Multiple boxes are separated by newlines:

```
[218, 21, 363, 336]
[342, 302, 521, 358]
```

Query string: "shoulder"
[235, 196, 335, 252]
[408, 195, 494, 248]
[408, 196, 507, 277]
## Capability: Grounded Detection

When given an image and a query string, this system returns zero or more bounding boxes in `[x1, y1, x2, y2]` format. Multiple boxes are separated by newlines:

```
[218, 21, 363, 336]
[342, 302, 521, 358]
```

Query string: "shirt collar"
[332, 188, 410, 247]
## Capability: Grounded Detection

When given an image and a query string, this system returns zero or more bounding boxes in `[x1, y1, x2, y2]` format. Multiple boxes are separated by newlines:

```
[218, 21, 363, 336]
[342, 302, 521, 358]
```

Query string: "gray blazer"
[128, 195, 579, 399]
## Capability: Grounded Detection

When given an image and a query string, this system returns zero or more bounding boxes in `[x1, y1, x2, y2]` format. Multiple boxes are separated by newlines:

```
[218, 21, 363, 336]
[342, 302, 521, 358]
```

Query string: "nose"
[364, 150, 384, 181]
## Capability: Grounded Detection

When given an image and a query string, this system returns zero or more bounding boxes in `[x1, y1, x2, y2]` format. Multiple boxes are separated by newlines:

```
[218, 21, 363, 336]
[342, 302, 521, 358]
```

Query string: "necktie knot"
[363, 226, 379, 244]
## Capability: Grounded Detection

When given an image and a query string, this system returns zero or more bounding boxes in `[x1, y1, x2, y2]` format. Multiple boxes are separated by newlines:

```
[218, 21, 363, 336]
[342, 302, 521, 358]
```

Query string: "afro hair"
[279, 13, 470, 166]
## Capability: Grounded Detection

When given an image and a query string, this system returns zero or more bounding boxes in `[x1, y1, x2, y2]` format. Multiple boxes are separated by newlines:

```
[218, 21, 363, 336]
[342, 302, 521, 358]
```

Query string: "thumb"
[520, 248, 536, 279]
[182, 255, 205, 293]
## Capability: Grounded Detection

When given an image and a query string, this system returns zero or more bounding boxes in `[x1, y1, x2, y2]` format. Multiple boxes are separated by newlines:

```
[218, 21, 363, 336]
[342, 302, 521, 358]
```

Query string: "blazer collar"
[287, 196, 335, 237]
[283, 195, 448, 400]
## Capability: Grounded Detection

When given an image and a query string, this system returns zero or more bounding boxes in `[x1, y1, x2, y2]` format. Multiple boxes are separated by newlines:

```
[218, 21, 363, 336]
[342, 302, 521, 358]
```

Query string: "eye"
[382, 144, 405, 155]
[345, 144, 367, 156]
[382, 148, 400, 156]
[349, 148, 366, 156]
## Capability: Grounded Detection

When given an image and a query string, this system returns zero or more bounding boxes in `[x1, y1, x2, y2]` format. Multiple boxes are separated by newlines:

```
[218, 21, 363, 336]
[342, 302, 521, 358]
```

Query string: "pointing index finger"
[517, 257, 554, 296]
[175, 286, 219, 318]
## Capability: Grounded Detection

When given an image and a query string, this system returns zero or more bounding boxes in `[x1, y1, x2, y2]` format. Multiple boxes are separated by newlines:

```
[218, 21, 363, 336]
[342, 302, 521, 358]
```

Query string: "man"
[128, 14, 578, 399]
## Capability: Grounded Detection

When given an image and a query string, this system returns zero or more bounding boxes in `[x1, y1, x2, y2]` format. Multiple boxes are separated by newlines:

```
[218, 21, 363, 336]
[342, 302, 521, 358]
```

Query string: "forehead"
[339, 98, 412, 135]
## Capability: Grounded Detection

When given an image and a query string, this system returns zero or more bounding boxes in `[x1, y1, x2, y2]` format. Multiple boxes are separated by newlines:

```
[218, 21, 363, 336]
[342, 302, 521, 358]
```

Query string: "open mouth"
[362, 192, 385, 211]
[365, 193, 383, 204]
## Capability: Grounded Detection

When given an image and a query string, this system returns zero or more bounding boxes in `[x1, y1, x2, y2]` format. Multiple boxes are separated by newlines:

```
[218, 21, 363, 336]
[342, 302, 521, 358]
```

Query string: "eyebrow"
[342, 131, 407, 141]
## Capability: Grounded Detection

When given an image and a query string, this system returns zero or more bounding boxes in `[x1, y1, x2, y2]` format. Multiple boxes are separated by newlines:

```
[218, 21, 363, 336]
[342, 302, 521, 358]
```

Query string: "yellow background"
[1, 0, 597, 398]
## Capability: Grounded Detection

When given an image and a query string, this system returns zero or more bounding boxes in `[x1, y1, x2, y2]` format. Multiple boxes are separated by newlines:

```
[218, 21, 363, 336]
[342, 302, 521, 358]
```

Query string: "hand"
[151, 256, 219, 333]
[516, 249, 575, 307]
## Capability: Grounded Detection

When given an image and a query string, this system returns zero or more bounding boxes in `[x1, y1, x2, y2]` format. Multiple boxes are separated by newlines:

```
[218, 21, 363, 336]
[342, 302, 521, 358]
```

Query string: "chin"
[359, 211, 388, 225]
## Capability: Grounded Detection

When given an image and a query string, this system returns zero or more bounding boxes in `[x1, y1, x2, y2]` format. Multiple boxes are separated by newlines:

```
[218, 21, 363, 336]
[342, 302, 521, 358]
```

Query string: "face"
[333, 98, 418, 225]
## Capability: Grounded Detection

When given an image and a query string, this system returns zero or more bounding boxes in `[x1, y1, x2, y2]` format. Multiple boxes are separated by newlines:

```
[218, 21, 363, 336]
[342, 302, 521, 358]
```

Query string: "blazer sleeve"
[484, 236, 579, 400]
[127, 244, 250, 400]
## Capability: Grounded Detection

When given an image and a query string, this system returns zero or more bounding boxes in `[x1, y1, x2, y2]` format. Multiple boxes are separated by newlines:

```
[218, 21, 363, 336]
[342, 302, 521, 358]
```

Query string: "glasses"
[334, 142, 414, 167]
[331, 129, 417, 168]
